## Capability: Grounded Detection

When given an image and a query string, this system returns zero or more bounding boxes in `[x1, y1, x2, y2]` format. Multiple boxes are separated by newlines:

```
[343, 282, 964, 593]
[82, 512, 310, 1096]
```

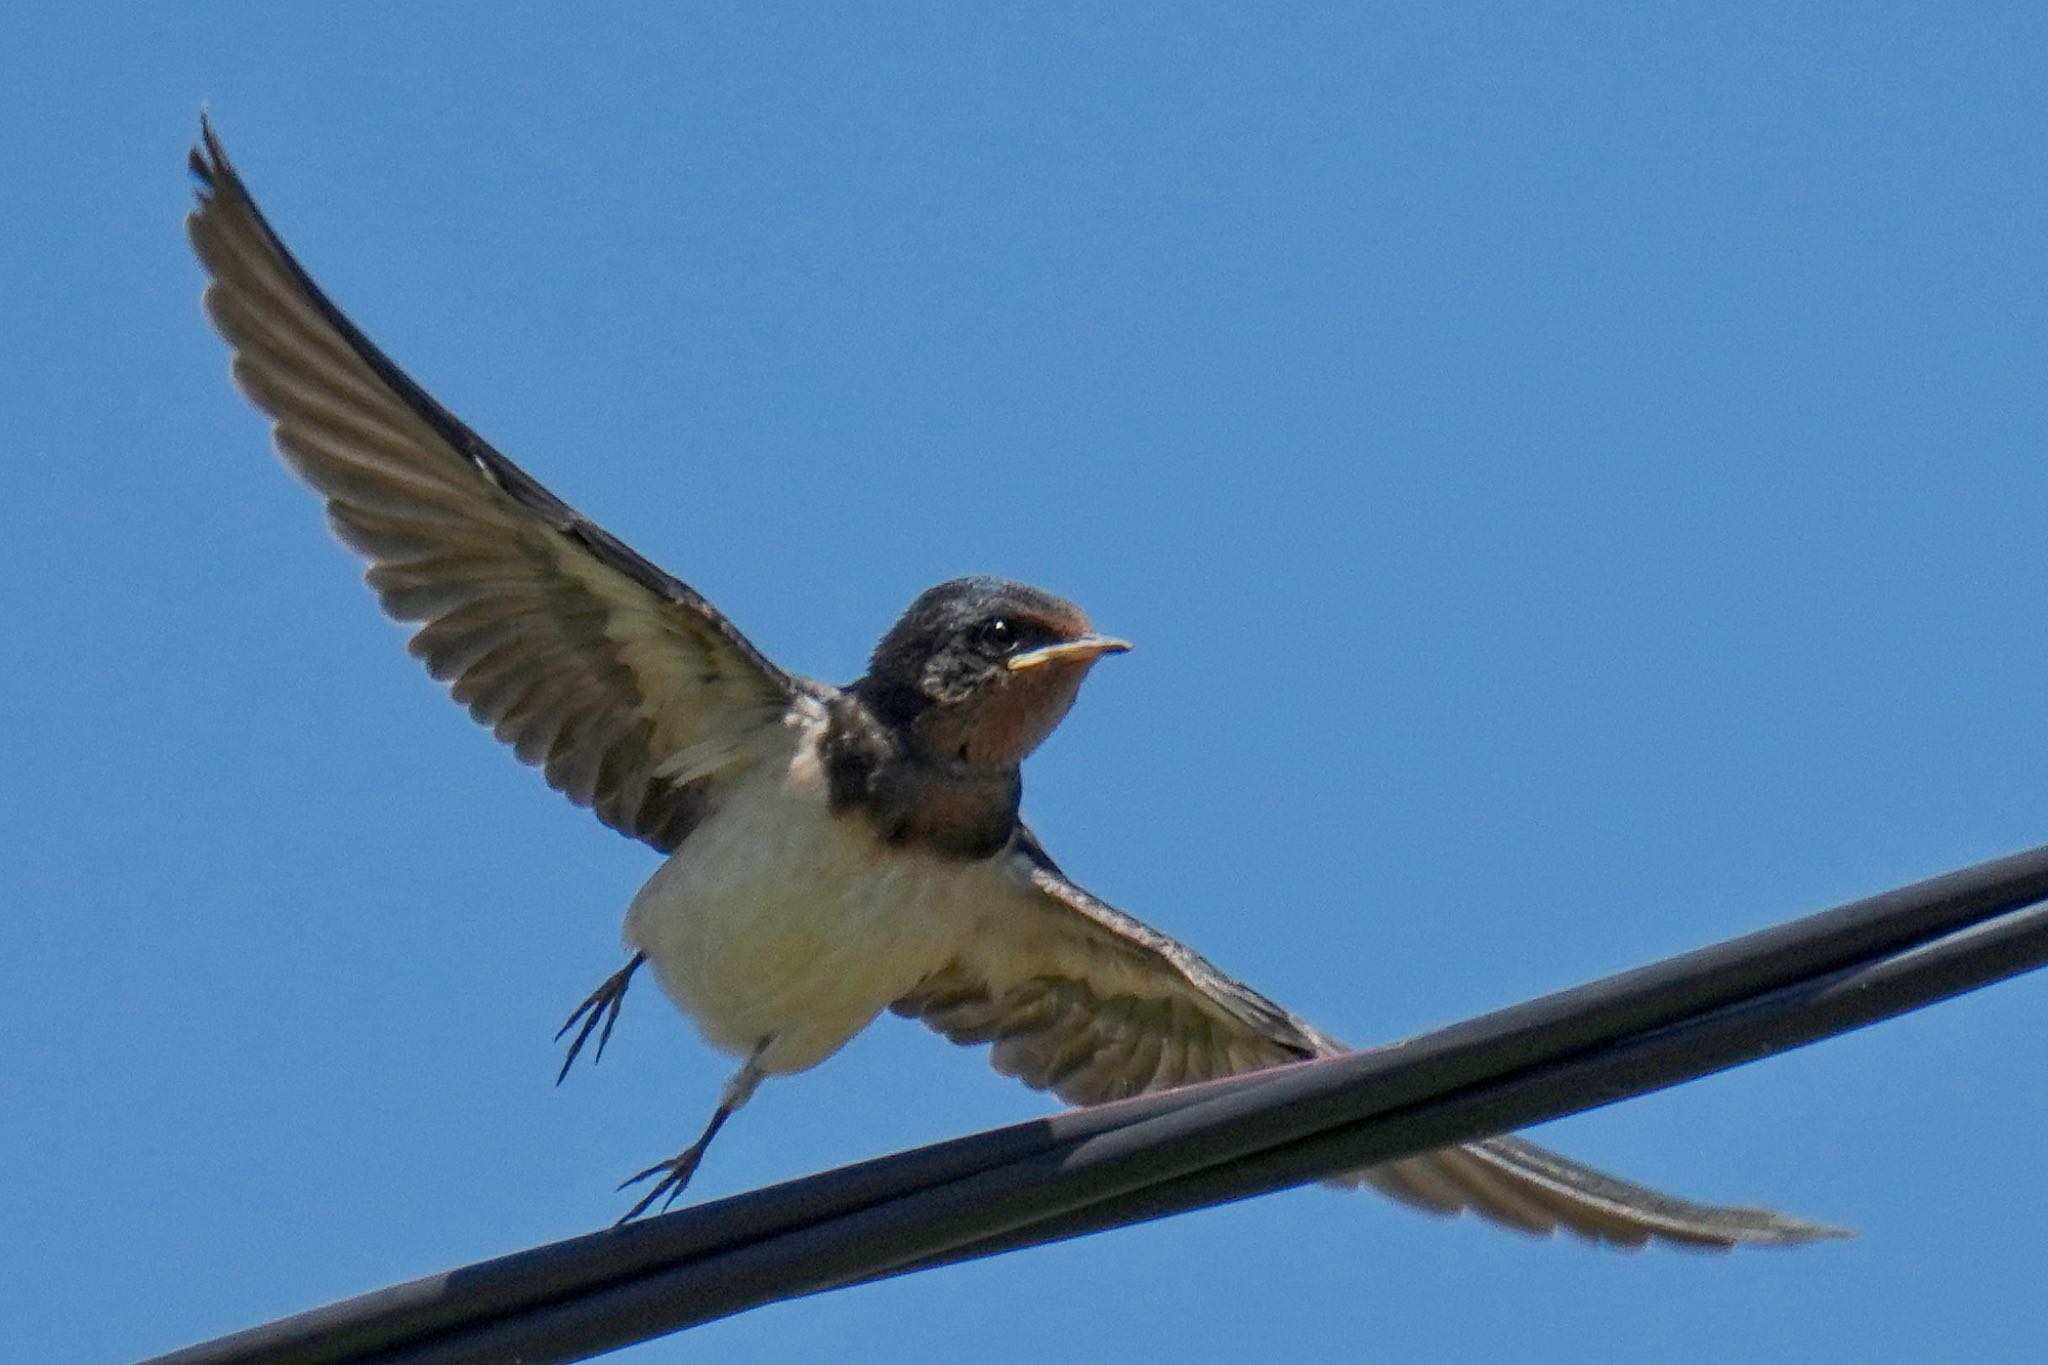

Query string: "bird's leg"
[616, 1049, 769, 1224]
[554, 953, 646, 1084]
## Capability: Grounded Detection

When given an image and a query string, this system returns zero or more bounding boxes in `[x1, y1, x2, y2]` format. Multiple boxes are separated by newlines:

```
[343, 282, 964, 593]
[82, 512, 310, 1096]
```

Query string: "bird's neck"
[822, 687, 1022, 860]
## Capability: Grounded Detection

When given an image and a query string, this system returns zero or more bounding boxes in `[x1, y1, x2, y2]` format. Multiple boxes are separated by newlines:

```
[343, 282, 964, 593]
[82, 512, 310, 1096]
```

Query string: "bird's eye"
[975, 617, 1016, 653]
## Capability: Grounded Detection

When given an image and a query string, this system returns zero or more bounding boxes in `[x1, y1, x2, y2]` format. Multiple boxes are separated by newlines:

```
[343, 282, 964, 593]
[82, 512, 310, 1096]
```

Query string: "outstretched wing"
[187, 121, 803, 852]
[893, 831, 1846, 1249]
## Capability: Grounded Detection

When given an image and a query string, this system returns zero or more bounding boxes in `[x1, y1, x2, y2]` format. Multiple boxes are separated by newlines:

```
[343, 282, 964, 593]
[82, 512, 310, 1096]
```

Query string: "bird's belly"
[624, 764, 972, 1076]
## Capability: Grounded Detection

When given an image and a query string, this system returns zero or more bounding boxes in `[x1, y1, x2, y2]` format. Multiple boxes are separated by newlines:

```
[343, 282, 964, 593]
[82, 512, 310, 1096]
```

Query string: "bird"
[186, 118, 1844, 1246]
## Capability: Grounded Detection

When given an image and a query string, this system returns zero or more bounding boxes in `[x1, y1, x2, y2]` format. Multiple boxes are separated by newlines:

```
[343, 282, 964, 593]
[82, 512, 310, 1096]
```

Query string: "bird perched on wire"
[186, 119, 1841, 1246]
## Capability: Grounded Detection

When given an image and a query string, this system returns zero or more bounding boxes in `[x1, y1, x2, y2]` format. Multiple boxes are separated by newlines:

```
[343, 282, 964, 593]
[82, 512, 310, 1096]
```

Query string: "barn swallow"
[186, 120, 1843, 1246]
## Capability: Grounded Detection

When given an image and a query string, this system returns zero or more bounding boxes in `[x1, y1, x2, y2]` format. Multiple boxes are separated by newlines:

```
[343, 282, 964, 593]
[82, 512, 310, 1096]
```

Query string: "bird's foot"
[555, 954, 644, 1084]
[614, 1144, 708, 1224]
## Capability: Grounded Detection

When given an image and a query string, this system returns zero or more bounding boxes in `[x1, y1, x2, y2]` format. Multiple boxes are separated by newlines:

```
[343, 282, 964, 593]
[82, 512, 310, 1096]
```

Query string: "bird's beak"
[1006, 634, 1134, 672]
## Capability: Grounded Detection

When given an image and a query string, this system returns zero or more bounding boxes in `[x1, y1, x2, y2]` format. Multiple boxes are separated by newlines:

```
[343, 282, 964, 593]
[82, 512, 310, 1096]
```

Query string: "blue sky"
[7, 5, 2048, 1362]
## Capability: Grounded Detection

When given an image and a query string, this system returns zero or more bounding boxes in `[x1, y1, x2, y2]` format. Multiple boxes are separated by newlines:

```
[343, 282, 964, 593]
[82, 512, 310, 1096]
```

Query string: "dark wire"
[143, 841, 2048, 1365]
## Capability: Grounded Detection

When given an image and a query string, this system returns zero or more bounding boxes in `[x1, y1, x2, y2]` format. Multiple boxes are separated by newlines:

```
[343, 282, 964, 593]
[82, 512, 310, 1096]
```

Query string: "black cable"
[880, 894, 2048, 1280]
[141, 841, 2048, 1365]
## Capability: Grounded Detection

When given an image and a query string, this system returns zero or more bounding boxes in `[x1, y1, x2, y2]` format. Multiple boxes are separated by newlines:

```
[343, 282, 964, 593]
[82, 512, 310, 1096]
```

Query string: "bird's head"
[861, 577, 1131, 769]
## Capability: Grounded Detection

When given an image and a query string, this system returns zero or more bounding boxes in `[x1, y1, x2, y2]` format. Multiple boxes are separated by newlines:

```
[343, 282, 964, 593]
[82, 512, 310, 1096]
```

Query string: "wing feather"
[187, 121, 803, 852]
[893, 830, 1846, 1249]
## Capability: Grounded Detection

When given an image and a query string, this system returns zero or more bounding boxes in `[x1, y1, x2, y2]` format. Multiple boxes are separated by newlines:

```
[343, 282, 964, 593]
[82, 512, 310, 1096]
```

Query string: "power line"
[143, 840, 2048, 1365]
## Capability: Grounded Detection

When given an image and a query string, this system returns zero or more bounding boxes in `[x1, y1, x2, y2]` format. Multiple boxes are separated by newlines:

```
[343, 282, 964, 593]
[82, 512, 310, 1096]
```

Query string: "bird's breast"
[624, 714, 990, 1075]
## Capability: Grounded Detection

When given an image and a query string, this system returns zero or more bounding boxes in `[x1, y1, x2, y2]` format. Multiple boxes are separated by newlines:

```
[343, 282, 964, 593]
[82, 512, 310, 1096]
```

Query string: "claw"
[555, 954, 645, 1085]
[614, 1147, 706, 1224]
[609, 1061, 759, 1224]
